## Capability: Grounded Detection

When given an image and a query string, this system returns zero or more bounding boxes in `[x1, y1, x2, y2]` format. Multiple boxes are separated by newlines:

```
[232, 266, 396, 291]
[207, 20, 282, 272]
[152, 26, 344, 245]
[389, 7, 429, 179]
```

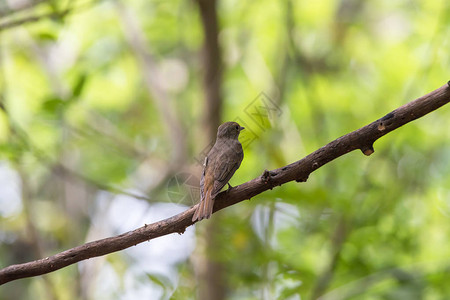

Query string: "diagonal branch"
[0, 0, 47, 18]
[1, 82, 449, 285]
[0, 1, 96, 32]
[0, 9, 70, 31]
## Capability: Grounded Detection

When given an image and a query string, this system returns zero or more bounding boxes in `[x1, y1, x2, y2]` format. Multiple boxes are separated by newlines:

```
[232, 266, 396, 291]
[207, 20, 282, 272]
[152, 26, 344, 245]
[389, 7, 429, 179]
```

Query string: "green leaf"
[41, 97, 66, 115]
[72, 73, 88, 98]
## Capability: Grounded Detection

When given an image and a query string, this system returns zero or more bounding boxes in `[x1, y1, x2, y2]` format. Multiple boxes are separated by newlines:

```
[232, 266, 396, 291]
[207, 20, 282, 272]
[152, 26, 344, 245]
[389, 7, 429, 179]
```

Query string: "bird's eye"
[236, 125, 239, 130]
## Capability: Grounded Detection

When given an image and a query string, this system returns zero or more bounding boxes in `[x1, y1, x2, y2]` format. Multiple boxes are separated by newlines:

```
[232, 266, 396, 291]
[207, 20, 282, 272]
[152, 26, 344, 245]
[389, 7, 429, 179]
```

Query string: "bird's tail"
[192, 188, 214, 222]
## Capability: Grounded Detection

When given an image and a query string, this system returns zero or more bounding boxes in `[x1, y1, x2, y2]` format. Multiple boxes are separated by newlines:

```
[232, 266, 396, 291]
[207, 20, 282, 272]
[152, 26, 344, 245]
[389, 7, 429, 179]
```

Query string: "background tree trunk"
[195, 0, 226, 299]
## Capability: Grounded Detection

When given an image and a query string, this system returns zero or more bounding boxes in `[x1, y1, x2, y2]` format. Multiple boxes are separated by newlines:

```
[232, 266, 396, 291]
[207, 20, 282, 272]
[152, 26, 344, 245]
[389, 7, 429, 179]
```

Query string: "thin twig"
[0, 0, 47, 18]
[0, 1, 96, 32]
[0, 9, 70, 31]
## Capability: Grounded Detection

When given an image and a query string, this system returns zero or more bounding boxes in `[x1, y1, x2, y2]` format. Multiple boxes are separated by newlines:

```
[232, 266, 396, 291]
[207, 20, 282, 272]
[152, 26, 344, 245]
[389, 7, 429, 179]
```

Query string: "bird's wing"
[211, 143, 243, 197]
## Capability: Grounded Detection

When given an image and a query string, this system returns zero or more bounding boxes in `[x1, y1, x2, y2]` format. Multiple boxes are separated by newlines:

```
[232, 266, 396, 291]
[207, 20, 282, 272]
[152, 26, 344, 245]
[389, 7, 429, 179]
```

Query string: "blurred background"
[0, 0, 450, 299]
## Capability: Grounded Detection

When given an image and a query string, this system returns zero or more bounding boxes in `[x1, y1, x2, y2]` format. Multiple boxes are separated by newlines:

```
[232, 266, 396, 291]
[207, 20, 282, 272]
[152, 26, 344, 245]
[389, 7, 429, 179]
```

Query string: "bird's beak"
[239, 126, 245, 131]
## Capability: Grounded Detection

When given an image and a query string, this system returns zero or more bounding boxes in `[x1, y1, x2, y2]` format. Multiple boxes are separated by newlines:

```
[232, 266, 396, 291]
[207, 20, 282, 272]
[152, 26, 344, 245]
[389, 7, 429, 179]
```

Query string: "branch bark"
[1, 82, 449, 285]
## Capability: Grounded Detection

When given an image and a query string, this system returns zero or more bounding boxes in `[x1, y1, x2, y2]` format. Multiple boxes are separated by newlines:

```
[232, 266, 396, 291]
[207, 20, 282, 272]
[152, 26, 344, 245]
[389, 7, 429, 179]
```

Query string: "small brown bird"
[192, 122, 245, 222]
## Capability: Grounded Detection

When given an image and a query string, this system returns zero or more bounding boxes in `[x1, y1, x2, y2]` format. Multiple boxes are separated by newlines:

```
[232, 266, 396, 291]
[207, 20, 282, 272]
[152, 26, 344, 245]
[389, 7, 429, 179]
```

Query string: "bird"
[192, 121, 245, 222]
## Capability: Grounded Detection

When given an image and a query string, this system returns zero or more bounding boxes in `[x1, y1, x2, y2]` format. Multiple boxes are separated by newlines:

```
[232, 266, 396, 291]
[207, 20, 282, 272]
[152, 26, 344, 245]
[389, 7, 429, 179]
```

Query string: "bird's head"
[217, 122, 245, 139]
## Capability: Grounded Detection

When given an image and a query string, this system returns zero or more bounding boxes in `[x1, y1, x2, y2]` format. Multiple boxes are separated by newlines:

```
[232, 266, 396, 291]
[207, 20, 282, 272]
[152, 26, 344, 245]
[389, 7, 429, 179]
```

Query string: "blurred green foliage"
[0, 0, 449, 299]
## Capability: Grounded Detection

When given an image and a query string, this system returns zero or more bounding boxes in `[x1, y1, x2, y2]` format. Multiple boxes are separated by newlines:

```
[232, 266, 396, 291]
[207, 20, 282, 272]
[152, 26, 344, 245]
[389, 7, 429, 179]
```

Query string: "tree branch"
[0, 1, 95, 32]
[0, 0, 47, 18]
[0, 9, 70, 31]
[1, 82, 449, 285]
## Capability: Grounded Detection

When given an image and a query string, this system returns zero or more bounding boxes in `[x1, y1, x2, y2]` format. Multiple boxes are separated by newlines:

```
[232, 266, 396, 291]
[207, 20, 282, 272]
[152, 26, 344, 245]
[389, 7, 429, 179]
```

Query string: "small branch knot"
[177, 226, 187, 235]
[295, 174, 309, 183]
[261, 169, 271, 184]
[361, 144, 375, 156]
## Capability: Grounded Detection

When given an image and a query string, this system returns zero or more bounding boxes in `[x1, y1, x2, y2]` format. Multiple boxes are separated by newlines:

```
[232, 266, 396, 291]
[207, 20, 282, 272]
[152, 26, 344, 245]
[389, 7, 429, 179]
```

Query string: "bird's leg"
[226, 182, 233, 192]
